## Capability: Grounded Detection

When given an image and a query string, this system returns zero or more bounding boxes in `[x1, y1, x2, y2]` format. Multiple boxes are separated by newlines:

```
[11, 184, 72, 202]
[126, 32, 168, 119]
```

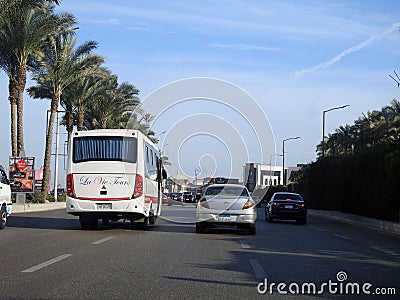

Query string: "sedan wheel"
[196, 222, 205, 233]
[248, 224, 256, 235]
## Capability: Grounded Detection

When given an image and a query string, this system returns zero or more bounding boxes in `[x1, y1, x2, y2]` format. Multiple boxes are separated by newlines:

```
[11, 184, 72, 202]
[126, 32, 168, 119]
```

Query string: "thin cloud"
[213, 43, 281, 52]
[296, 21, 400, 77]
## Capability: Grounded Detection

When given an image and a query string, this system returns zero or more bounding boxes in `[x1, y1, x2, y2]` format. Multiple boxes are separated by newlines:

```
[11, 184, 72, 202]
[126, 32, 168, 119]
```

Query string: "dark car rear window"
[274, 193, 303, 201]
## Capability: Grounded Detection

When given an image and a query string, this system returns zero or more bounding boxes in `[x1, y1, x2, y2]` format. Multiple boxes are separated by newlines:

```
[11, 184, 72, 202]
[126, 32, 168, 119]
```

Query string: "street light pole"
[269, 154, 283, 186]
[322, 105, 350, 157]
[194, 168, 200, 194]
[282, 137, 301, 186]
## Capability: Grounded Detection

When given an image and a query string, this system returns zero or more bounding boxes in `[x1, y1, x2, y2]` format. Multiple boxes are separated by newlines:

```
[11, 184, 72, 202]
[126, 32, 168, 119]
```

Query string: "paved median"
[12, 202, 66, 214]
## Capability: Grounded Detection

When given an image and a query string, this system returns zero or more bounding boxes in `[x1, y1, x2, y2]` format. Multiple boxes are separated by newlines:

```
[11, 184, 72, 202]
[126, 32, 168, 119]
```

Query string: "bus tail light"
[66, 173, 76, 198]
[132, 174, 143, 199]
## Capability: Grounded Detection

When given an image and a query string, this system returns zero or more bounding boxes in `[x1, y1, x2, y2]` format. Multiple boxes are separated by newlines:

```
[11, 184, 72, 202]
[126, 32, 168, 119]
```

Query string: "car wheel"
[248, 224, 256, 235]
[196, 222, 205, 233]
[268, 213, 274, 223]
[0, 206, 7, 229]
[296, 218, 307, 225]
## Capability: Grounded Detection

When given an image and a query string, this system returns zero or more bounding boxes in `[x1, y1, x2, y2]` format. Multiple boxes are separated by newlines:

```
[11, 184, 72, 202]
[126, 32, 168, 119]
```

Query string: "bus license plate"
[96, 203, 112, 210]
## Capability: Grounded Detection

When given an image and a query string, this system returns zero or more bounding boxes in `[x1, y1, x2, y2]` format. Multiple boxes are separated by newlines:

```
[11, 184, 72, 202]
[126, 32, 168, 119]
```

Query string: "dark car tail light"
[132, 174, 143, 199]
[199, 198, 210, 209]
[242, 199, 255, 210]
[66, 173, 76, 198]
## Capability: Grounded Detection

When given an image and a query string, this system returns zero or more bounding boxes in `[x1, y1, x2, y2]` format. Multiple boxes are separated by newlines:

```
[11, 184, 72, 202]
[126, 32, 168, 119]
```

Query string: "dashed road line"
[332, 234, 351, 240]
[249, 259, 266, 279]
[92, 236, 115, 245]
[240, 240, 250, 249]
[22, 254, 73, 273]
[369, 246, 399, 256]
[312, 227, 327, 232]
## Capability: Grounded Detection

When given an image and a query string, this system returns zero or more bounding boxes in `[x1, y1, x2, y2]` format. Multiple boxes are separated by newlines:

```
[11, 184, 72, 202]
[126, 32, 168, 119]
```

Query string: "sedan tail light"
[199, 198, 210, 209]
[242, 199, 255, 210]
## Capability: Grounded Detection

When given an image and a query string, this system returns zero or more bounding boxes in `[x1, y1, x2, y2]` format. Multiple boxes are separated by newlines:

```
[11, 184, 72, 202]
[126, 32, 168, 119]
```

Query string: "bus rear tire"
[79, 215, 97, 229]
[135, 217, 149, 230]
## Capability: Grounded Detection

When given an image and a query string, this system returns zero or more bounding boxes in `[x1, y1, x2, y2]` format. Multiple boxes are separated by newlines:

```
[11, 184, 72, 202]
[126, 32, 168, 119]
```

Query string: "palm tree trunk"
[77, 110, 84, 131]
[66, 104, 74, 140]
[8, 75, 18, 156]
[16, 64, 27, 155]
[42, 90, 59, 201]
[101, 118, 107, 129]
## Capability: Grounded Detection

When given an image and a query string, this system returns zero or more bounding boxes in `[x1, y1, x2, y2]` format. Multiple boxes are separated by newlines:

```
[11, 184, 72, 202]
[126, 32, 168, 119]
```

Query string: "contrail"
[296, 22, 400, 77]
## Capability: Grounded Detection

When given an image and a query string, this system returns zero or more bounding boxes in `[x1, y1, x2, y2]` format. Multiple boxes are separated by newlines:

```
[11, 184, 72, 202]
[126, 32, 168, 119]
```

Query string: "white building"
[243, 163, 300, 191]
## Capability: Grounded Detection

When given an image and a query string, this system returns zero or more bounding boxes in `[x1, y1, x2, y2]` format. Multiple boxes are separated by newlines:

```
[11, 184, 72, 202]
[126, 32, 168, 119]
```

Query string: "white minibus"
[66, 129, 164, 229]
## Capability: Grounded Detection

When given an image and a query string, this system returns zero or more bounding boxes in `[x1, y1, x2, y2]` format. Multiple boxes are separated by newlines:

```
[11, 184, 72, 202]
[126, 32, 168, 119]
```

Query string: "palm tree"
[0, 0, 75, 155]
[28, 34, 104, 200]
[0, 25, 18, 155]
[85, 75, 140, 130]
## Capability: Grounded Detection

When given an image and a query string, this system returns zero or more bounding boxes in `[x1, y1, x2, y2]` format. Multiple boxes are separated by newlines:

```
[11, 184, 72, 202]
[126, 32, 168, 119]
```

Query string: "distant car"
[0, 165, 12, 229]
[50, 188, 65, 195]
[265, 192, 307, 224]
[182, 192, 195, 203]
[168, 192, 183, 206]
[162, 193, 169, 204]
[196, 184, 256, 234]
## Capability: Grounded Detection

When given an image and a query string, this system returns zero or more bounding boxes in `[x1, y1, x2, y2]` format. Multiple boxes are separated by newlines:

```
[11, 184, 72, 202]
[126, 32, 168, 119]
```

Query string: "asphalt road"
[0, 205, 399, 300]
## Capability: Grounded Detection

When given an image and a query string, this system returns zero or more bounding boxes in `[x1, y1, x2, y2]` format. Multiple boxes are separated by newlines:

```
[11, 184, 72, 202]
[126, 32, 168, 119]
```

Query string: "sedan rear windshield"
[73, 136, 137, 163]
[274, 193, 303, 201]
[206, 186, 249, 197]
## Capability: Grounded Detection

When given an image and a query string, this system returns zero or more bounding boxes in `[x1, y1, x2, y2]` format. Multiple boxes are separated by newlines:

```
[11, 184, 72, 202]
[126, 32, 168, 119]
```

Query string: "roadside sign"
[9, 157, 35, 193]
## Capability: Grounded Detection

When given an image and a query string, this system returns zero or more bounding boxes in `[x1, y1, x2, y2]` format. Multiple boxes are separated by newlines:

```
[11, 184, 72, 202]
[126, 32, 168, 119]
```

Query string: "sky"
[1, 0, 400, 185]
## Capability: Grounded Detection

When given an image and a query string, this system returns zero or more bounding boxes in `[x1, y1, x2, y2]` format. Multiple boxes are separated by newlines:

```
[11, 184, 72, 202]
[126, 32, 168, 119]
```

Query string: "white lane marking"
[92, 236, 115, 245]
[332, 234, 351, 240]
[312, 227, 327, 232]
[22, 254, 73, 273]
[240, 240, 250, 249]
[249, 259, 266, 279]
[369, 246, 399, 256]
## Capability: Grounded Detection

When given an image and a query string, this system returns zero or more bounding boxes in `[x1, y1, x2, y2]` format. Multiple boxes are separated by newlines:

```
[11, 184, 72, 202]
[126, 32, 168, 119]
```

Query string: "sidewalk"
[11, 202, 66, 214]
[308, 209, 400, 235]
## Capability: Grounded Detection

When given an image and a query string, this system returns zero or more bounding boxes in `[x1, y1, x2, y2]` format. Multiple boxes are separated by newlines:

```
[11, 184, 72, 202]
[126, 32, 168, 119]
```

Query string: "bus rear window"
[73, 136, 137, 163]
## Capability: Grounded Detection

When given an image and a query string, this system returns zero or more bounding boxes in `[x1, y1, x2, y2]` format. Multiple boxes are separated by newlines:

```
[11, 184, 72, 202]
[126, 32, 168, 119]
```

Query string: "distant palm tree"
[85, 74, 140, 130]
[28, 34, 104, 200]
[317, 99, 400, 159]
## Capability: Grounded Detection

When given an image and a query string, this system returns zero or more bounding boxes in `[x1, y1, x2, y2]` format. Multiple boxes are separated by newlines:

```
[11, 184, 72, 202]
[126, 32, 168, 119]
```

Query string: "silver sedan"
[196, 184, 257, 234]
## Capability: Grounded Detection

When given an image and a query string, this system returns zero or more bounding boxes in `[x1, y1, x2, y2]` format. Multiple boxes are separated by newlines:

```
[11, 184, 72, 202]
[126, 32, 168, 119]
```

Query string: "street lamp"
[322, 105, 350, 157]
[269, 154, 283, 186]
[282, 137, 301, 186]
[194, 168, 200, 194]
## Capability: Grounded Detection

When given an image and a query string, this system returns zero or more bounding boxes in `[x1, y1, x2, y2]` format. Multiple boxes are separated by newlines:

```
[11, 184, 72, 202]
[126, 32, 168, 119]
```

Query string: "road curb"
[11, 202, 66, 214]
[308, 209, 400, 235]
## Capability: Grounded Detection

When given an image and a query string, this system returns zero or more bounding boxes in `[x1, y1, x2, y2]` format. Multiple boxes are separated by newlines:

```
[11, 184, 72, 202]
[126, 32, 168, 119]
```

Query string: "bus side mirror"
[162, 169, 167, 180]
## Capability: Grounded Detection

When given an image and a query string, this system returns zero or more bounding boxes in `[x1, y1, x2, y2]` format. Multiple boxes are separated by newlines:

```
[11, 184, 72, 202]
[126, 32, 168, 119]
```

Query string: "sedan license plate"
[285, 205, 293, 209]
[96, 203, 112, 210]
[218, 214, 234, 222]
